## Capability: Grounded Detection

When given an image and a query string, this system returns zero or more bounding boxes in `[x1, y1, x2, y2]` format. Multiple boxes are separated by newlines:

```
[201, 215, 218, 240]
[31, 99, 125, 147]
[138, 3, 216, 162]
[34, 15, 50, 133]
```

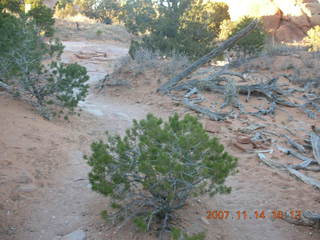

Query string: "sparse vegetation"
[87, 113, 237, 237]
[101, 48, 190, 88]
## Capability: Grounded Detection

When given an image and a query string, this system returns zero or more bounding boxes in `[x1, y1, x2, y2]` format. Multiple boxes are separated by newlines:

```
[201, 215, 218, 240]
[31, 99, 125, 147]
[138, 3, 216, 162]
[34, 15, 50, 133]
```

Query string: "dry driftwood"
[174, 77, 297, 108]
[286, 167, 320, 189]
[311, 132, 320, 165]
[157, 20, 258, 94]
[277, 146, 318, 165]
[258, 153, 320, 188]
[183, 97, 229, 121]
[284, 210, 320, 227]
[283, 134, 306, 153]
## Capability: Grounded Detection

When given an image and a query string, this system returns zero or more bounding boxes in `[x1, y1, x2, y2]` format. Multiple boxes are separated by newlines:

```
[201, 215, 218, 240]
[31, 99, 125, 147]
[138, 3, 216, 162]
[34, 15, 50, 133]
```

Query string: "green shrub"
[28, 5, 55, 36]
[220, 16, 266, 57]
[0, 0, 20, 12]
[54, 2, 78, 17]
[87, 113, 237, 236]
[0, 11, 89, 119]
[121, 0, 230, 59]
[304, 25, 320, 52]
[0, 0, 55, 36]
[55, 0, 120, 22]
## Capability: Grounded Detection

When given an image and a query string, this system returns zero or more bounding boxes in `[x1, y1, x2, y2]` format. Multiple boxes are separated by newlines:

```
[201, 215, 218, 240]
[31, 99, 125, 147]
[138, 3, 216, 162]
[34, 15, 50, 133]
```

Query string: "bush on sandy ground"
[87, 113, 237, 237]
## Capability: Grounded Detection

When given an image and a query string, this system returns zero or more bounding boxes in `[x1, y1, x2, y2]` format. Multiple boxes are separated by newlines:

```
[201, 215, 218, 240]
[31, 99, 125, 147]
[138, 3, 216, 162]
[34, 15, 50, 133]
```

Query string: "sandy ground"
[1, 37, 320, 240]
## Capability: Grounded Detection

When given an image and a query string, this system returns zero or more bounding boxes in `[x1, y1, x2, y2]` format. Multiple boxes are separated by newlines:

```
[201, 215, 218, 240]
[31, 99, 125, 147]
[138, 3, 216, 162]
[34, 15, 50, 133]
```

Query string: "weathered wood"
[257, 153, 287, 170]
[174, 77, 297, 107]
[284, 134, 306, 153]
[277, 146, 318, 164]
[311, 132, 320, 165]
[284, 211, 319, 227]
[183, 98, 229, 121]
[287, 167, 320, 189]
[157, 20, 258, 94]
[258, 153, 320, 187]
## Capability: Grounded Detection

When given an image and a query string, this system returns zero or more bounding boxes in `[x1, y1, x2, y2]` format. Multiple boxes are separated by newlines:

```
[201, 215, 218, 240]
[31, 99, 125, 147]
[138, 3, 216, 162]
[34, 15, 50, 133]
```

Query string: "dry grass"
[101, 49, 190, 88]
[262, 41, 307, 57]
[54, 16, 131, 44]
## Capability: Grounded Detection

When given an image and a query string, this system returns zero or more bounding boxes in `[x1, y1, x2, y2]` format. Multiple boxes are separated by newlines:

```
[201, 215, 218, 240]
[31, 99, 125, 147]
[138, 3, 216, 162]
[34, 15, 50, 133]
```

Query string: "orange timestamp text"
[206, 209, 302, 220]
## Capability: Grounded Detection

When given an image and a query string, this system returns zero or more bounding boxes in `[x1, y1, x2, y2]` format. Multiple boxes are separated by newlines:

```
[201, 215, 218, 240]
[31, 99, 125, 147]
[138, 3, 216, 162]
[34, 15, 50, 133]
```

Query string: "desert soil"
[1, 37, 320, 240]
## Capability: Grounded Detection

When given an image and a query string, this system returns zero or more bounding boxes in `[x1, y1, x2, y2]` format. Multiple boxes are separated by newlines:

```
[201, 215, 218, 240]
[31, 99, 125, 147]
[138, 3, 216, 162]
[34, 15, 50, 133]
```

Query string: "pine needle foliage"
[87, 113, 237, 236]
[0, 11, 89, 119]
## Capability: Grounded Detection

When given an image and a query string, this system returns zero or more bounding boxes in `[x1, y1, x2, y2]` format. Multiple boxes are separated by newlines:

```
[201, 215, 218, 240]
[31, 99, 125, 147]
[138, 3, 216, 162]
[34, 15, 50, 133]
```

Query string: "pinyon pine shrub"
[87, 113, 237, 237]
[122, 0, 230, 59]
[220, 16, 266, 58]
[0, 11, 89, 119]
[27, 4, 55, 37]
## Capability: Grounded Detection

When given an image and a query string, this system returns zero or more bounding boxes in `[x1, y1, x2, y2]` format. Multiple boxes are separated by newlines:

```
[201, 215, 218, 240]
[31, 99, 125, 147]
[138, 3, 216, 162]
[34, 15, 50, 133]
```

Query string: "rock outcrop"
[223, 0, 320, 42]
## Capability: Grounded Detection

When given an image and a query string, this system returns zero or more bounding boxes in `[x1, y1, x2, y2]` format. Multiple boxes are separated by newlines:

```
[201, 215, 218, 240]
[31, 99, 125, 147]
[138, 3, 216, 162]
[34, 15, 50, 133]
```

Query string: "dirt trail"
[4, 40, 319, 240]
[10, 41, 149, 240]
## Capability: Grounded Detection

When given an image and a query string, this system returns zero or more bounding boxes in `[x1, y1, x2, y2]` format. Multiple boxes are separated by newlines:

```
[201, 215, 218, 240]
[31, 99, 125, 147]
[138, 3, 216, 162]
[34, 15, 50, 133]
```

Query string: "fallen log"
[258, 153, 320, 188]
[183, 97, 229, 121]
[311, 132, 320, 165]
[284, 210, 320, 228]
[286, 167, 320, 189]
[157, 20, 258, 94]
[283, 134, 306, 153]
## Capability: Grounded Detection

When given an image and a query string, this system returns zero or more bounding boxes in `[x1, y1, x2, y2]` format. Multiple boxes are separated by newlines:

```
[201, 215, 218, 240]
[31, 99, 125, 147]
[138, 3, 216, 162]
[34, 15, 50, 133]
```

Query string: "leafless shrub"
[221, 79, 238, 108]
[105, 49, 190, 87]
[159, 53, 190, 78]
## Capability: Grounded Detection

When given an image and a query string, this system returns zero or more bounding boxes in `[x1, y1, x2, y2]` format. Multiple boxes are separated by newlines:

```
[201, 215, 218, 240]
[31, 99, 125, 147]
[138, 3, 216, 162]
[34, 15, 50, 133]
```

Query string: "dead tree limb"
[183, 98, 229, 121]
[258, 153, 320, 189]
[283, 134, 306, 153]
[157, 20, 258, 94]
[286, 167, 320, 189]
[174, 77, 297, 108]
[284, 211, 320, 227]
[311, 132, 320, 165]
[277, 146, 318, 164]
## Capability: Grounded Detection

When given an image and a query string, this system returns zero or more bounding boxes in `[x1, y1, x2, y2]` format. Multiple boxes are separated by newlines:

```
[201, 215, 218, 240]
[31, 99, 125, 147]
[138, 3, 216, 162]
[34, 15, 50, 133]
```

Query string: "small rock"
[61, 229, 86, 240]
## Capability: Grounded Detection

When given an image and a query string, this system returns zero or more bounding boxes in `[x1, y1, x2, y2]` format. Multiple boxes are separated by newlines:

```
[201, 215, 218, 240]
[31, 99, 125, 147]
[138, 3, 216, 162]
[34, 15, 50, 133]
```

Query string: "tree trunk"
[157, 20, 258, 94]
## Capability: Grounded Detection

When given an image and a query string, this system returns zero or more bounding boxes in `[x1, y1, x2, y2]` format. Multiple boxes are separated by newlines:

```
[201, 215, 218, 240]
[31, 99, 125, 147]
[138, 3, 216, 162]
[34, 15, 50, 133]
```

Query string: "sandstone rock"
[275, 22, 307, 42]
[224, 0, 320, 42]
[261, 11, 281, 33]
